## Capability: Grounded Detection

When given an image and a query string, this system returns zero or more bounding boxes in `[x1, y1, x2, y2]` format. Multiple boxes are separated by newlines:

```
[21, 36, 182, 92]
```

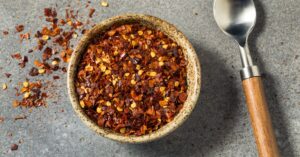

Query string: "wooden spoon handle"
[242, 77, 280, 157]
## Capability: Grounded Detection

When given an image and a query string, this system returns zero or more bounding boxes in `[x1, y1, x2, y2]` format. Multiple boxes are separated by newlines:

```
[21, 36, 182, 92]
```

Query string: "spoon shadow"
[124, 43, 240, 157]
[249, 0, 295, 156]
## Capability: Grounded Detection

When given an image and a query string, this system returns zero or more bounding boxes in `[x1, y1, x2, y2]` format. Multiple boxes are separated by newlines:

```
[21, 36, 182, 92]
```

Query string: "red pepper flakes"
[11, 53, 22, 60]
[75, 23, 188, 136]
[89, 8, 95, 18]
[0, 116, 4, 123]
[61, 67, 67, 73]
[42, 47, 53, 61]
[11, 5, 101, 109]
[13, 81, 47, 107]
[4, 73, 12, 78]
[15, 25, 24, 32]
[29, 67, 39, 76]
[18, 56, 28, 68]
[44, 8, 57, 17]
[19, 33, 30, 41]
[53, 75, 60, 80]
[14, 115, 27, 121]
[10, 144, 18, 151]
[3, 31, 9, 35]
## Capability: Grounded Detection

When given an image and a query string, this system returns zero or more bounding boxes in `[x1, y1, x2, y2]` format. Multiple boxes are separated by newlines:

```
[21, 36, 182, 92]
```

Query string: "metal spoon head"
[213, 0, 256, 46]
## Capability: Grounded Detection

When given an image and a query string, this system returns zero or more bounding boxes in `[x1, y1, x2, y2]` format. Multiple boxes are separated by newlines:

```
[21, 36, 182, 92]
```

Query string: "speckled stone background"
[0, 0, 299, 157]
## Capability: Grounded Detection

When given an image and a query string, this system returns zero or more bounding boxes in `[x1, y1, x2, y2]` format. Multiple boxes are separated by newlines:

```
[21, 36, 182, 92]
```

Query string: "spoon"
[213, 0, 280, 156]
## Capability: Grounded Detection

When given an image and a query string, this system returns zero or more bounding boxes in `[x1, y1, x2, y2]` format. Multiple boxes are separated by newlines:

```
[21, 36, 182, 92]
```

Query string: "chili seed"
[100, 1, 109, 7]
[80, 100, 85, 108]
[174, 81, 179, 87]
[96, 107, 102, 113]
[24, 92, 31, 98]
[130, 79, 136, 85]
[138, 31, 143, 35]
[150, 51, 156, 58]
[162, 44, 168, 49]
[2, 83, 7, 90]
[130, 102, 137, 108]
[116, 106, 123, 112]
[105, 101, 111, 106]
[42, 35, 49, 41]
[38, 69, 45, 74]
[51, 60, 58, 65]
[23, 81, 29, 87]
[124, 73, 130, 77]
[120, 128, 126, 134]
[148, 71, 157, 77]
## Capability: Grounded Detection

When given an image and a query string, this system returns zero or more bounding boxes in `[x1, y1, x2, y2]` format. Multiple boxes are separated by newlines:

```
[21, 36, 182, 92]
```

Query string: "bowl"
[67, 14, 201, 143]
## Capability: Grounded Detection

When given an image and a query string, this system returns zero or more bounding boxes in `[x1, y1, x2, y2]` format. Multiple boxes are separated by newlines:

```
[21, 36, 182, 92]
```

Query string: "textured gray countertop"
[0, 0, 299, 157]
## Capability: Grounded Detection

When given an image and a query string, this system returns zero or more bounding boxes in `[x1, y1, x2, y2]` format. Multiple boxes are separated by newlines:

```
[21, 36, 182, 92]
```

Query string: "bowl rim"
[67, 13, 201, 143]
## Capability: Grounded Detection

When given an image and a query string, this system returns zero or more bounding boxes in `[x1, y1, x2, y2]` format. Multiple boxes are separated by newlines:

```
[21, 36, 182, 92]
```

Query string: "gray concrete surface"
[0, 0, 299, 156]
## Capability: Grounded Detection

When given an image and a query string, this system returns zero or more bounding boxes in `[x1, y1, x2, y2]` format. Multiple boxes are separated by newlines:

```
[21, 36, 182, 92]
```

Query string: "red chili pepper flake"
[29, 67, 39, 76]
[53, 75, 60, 80]
[89, 8, 95, 18]
[3, 31, 9, 35]
[4, 73, 12, 78]
[15, 25, 24, 32]
[0, 116, 4, 123]
[61, 67, 67, 73]
[75, 23, 188, 136]
[14, 115, 27, 121]
[44, 8, 57, 17]
[10, 144, 18, 151]
[19, 33, 30, 41]
[18, 56, 28, 68]
[11, 53, 22, 60]
[42, 47, 53, 61]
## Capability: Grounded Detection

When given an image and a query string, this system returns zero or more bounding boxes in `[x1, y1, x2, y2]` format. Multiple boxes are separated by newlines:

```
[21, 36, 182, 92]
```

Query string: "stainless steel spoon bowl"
[214, 0, 258, 78]
[213, 0, 280, 157]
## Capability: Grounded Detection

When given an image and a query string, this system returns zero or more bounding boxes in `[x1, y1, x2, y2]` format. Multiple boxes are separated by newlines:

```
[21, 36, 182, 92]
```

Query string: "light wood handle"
[242, 77, 280, 157]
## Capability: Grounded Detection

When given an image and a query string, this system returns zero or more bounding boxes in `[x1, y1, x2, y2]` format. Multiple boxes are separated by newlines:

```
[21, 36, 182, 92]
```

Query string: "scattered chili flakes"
[14, 81, 47, 107]
[11, 6, 108, 109]
[42, 47, 53, 61]
[4, 73, 12, 78]
[14, 115, 27, 121]
[18, 56, 28, 68]
[61, 67, 67, 73]
[75, 23, 188, 136]
[53, 75, 60, 80]
[29, 67, 39, 76]
[19, 33, 30, 40]
[12, 100, 20, 108]
[89, 8, 95, 18]
[11, 53, 22, 60]
[3, 31, 9, 35]
[44, 8, 57, 17]
[11, 144, 18, 151]
[15, 25, 24, 32]
[0, 116, 4, 123]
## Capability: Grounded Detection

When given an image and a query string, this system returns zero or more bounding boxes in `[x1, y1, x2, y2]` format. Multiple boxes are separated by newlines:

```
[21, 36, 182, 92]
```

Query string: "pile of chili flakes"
[75, 23, 188, 136]
[6, 5, 98, 107]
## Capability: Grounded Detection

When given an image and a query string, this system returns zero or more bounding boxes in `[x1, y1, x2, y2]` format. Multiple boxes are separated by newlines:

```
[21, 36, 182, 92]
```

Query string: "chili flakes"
[75, 23, 188, 136]
[15, 25, 24, 32]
